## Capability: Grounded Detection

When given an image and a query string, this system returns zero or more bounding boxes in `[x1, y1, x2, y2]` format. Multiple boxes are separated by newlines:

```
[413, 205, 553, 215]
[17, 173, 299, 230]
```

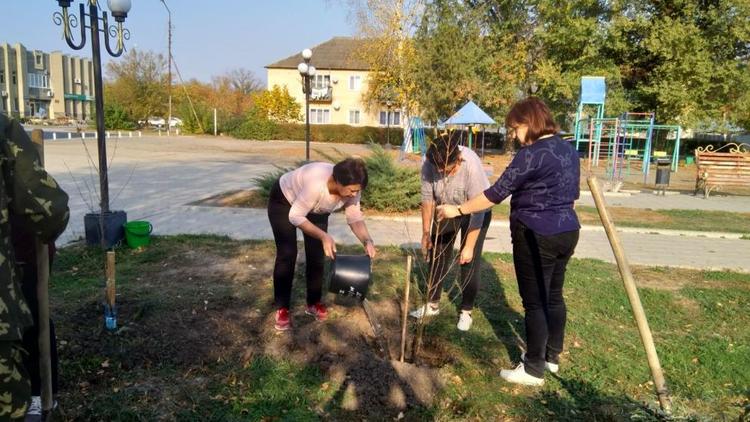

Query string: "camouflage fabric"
[0, 341, 30, 420]
[0, 114, 69, 342]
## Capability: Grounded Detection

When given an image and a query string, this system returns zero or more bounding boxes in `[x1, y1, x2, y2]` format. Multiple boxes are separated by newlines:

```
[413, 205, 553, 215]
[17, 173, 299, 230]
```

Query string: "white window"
[310, 108, 330, 124]
[379, 110, 401, 126]
[27, 73, 49, 88]
[349, 75, 361, 91]
[349, 110, 361, 125]
[312, 74, 330, 90]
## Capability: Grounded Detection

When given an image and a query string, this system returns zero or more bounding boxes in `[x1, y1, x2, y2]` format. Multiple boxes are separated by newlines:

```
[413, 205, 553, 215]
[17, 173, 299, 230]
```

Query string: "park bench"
[694, 143, 750, 198]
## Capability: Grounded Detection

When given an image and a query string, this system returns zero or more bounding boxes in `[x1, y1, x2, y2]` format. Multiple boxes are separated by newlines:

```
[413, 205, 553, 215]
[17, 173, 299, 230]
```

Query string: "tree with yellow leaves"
[253, 85, 302, 123]
[348, 0, 424, 117]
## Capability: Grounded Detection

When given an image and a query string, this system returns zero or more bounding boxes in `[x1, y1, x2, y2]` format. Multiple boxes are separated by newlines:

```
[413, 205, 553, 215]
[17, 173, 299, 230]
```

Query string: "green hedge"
[230, 109, 277, 140]
[232, 122, 405, 145]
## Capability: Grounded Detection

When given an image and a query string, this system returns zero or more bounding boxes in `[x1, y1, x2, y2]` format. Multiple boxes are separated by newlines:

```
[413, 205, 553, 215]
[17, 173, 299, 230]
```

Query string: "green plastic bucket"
[124, 221, 153, 248]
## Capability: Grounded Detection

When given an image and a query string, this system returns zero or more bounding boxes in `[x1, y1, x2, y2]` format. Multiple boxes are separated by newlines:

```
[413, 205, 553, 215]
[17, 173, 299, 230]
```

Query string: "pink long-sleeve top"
[279, 162, 365, 227]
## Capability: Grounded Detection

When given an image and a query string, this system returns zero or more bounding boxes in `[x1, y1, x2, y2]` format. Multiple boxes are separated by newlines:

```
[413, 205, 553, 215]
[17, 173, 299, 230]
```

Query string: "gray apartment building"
[1, 42, 95, 120]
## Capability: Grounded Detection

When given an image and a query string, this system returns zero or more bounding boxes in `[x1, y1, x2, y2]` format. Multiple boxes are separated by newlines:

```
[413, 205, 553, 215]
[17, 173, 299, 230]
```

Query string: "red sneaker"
[274, 308, 291, 331]
[305, 302, 328, 321]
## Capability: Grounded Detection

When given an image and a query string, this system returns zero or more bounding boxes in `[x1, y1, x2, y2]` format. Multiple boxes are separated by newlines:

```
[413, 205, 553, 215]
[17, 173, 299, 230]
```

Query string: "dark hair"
[333, 157, 368, 189]
[426, 131, 462, 170]
[505, 97, 559, 143]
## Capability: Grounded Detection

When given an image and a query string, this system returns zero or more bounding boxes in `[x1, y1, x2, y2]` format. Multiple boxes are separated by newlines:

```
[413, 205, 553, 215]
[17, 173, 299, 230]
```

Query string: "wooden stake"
[400, 255, 413, 362]
[31, 129, 54, 417]
[588, 176, 672, 413]
[106, 251, 116, 307]
[35, 239, 53, 417]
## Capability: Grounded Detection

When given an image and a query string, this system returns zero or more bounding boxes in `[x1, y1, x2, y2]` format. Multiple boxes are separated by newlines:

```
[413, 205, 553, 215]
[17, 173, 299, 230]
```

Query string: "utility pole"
[161, 0, 172, 136]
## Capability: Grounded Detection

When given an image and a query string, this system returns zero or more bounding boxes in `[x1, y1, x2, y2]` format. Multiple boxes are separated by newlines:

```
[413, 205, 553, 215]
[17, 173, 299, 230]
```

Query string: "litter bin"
[655, 159, 671, 195]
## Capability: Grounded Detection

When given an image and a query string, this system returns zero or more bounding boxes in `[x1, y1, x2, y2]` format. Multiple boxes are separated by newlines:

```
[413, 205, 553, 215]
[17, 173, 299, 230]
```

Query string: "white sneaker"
[409, 303, 440, 319]
[500, 363, 545, 386]
[521, 352, 559, 374]
[456, 310, 472, 331]
[25, 396, 42, 422]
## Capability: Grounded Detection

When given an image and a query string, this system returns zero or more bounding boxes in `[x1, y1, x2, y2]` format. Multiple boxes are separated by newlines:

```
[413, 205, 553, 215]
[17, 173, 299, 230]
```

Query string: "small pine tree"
[361, 144, 421, 212]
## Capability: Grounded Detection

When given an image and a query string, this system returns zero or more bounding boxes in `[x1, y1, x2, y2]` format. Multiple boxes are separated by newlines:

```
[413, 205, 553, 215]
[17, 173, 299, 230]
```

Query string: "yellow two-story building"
[266, 37, 401, 128]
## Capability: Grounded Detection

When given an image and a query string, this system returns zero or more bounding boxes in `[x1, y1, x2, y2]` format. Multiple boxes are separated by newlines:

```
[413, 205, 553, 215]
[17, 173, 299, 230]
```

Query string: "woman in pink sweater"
[268, 158, 376, 330]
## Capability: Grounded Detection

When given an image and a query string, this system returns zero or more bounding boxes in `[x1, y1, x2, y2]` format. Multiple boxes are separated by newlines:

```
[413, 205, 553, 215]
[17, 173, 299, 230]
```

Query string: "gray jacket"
[421, 146, 490, 230]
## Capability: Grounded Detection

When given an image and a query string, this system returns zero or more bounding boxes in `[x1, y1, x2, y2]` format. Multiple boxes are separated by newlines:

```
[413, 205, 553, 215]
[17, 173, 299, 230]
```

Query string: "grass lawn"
[50, 236, 749, 420]
[573, 206, 750, 234]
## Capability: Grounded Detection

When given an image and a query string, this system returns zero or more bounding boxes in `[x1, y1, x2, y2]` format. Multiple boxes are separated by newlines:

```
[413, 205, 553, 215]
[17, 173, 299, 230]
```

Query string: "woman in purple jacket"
[437, 97, 580, 386]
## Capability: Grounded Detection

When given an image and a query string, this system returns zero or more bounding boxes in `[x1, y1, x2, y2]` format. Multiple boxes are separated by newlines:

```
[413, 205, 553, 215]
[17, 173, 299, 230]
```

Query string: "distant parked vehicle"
[138, 116, 167, 127]
[168, 117, 183, 128]
[147, 117, 166, 127]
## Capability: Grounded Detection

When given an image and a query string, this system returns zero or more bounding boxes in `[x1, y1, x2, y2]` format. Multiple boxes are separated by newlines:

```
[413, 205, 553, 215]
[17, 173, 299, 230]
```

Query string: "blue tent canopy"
[444, 100, 496, 126]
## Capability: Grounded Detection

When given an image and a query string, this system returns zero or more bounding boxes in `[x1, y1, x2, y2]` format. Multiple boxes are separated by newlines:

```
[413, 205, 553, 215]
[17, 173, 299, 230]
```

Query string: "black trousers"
[511, 221, 579, 378]
[268, 179, 329, 309]
[429, 212, 491, 311]
[20, 264, 59, 396]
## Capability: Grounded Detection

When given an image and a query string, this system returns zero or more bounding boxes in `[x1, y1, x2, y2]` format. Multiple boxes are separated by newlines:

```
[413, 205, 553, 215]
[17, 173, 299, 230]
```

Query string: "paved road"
[43, 136, 749, 272]
[44, 135, 369, 242]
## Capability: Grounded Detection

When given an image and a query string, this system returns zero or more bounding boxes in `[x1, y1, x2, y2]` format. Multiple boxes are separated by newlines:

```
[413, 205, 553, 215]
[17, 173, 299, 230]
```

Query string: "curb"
[366, 214, 746, 239]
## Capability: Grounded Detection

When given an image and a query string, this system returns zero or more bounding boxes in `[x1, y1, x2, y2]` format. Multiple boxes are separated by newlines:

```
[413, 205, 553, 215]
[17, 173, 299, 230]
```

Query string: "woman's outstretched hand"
[421, 232, 432, 260]
[322, 233, 337, 259]
[364, 239, 377, 259]
[436, 204, 460, 222]
[459, 246, 474, 264]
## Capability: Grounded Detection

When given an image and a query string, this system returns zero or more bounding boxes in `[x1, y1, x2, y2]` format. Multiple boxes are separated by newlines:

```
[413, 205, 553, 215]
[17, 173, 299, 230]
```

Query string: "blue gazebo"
[444, 101, 497, 157]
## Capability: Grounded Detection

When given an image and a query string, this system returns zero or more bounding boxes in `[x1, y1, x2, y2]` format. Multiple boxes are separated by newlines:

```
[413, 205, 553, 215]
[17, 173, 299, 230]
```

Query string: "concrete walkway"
[95, 206, 747, 273]
[43, 136, 749, 273]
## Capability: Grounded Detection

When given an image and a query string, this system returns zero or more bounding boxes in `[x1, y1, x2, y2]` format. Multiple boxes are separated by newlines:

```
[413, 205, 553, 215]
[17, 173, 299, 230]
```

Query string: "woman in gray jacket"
[411, 132, 491, 331]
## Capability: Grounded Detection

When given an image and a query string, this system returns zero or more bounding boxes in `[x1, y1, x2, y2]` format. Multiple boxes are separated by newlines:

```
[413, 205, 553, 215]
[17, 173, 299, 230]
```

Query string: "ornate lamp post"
[53, 0, 131, 248]
[298, 48, 315, 162]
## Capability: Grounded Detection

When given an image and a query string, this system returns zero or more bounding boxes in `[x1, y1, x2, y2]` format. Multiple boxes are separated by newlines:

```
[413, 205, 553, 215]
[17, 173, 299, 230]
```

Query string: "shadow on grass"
[524, 375, 667, 421]
[408, 251, 524, 364]
[322, 349, 439, 420]
[473, 256, 525, 362]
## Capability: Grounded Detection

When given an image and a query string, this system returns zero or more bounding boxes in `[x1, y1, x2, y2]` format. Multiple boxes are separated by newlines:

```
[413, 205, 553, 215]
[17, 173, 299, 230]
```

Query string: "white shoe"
[456, 310, 472, 331]
[521, 352, 559, 374]
[25, 396, 41, 422]
[409, 303, 440, 319]
[500, 363, 545, 386]
[25, 395, 58, 422]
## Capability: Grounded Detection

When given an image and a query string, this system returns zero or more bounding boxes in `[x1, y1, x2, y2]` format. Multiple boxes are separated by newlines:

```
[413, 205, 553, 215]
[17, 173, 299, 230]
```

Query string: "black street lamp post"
[298, 48, 315, 162]
[54, 0, 131, 248]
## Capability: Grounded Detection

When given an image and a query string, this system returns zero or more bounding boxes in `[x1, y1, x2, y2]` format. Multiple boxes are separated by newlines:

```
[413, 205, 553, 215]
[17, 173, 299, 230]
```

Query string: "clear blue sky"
[0, 0, 355, 84]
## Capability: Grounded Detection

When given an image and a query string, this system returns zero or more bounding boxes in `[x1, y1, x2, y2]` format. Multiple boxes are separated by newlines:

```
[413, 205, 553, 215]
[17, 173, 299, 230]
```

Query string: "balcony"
[309, 86, 332, 103]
